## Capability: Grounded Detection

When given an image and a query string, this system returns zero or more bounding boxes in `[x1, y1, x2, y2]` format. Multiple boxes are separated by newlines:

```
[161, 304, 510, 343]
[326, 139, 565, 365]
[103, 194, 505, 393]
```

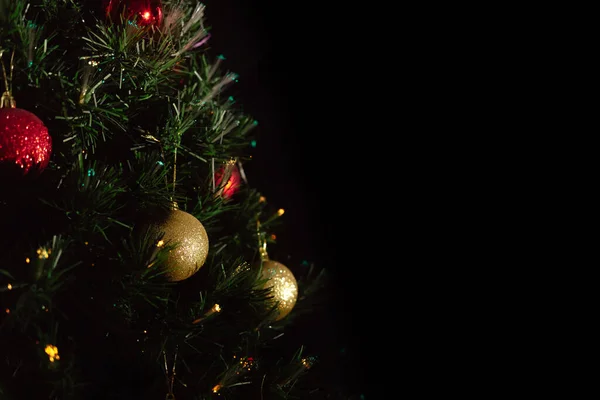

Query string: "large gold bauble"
[260, 260, 298, 321]
[144, 209, 209, 282]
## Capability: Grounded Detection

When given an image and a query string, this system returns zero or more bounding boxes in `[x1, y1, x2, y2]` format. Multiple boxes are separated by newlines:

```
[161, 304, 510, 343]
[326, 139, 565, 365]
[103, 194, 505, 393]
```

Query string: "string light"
[238, 356, 254, 371]
[7, 283, 12, 290]
[278, 356, 317, 387]
[277, 208, 285, 216]
[44, 344, 60, 362]
[212, 355, 256, 392]
[192, 303, 221, 324]
[146, 240, 166, 269]
[25, 257, 30, 263]
[37, 247, 50, 259]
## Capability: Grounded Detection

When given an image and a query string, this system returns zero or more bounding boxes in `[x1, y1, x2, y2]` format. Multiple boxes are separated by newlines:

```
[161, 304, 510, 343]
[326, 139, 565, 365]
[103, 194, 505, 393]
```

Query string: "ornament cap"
[259, 243, 269, 260]
[256, 221, 269, 260]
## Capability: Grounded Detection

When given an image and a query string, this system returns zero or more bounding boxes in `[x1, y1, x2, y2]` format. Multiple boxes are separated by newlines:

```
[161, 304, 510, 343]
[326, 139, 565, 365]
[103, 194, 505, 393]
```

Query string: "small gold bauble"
[144, 209, 209, 282]
[260, 260, 298, 321]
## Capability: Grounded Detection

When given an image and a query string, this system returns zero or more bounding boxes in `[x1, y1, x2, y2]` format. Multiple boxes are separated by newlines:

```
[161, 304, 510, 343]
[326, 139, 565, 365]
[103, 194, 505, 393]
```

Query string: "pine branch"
[0, 1, 351, 398]
[40, 153, 128, 241]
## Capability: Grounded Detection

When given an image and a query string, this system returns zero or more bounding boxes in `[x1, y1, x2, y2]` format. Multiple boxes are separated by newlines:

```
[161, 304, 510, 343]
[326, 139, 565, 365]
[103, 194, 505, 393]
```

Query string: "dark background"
[204, 1, 367, 398]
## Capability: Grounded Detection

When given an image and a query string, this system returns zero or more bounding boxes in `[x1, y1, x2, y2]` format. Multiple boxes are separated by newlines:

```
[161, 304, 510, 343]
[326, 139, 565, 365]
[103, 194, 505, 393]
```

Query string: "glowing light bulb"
[142, 11, 151, 20]
[45, 344, 60, 362]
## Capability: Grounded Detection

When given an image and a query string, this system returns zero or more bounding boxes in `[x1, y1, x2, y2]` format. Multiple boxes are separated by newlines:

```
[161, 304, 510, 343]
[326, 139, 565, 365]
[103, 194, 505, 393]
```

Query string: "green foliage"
[0, 1, 331, 399]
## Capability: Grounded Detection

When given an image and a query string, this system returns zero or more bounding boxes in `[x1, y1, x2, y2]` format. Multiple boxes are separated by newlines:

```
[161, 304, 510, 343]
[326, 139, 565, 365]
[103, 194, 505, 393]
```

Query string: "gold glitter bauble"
[260, 260, 298, 321]
[144, 209, 209, 282]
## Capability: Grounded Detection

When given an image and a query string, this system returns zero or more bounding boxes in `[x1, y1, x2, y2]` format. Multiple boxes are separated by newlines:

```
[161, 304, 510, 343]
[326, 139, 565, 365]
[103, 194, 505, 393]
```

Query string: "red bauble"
[104, 0, 163, 26]
[0, 108, 52, 175]
[215, 162, 242, 199]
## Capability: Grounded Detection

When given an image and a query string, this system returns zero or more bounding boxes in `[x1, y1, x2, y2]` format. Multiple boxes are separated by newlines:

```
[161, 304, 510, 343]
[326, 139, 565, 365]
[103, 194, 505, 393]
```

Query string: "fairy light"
[156, 240, 165, 247]
[270, 234, 276, 240]
[239, 356, 255, 371]
[277, 208, 285, 216]
[142, 11, 151, 20]
[192, 303, 221, 324]
[7, 283, 12, 290]
[212, 355, 255, 392]
[278, 356, 317, 388]
[5, 308, 9, 314]
[25, 257, 30, 263]
[44, 344, 60, 362]
[259, 196, 266, 202]
[37, 247, 50, 259]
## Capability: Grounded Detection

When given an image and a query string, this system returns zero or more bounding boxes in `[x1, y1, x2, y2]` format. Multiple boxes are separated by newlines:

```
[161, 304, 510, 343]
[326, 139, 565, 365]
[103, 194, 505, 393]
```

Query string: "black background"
[204, 1, 367, 398]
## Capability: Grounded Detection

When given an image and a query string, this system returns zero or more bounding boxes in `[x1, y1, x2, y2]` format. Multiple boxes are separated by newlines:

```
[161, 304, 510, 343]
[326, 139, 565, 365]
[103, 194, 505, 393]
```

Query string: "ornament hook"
[0, 49, 16, 108]
[256, 219, 269, 260]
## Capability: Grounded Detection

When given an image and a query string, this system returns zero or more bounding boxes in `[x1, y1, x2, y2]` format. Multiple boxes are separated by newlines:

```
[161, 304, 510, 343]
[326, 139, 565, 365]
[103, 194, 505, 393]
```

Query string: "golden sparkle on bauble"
[260, 260, 298, 321]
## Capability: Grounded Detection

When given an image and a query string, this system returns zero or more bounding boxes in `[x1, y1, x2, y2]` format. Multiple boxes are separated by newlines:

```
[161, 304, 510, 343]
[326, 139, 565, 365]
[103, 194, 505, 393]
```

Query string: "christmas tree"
[0, 1, 363, 398]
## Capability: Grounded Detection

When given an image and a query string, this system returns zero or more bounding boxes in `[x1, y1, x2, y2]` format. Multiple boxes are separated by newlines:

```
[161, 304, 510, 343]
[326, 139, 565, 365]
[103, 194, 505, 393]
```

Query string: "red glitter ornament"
[0, 107, 52, 175]
[104, 0, 163, 26]
[215, 160, 242, 199]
